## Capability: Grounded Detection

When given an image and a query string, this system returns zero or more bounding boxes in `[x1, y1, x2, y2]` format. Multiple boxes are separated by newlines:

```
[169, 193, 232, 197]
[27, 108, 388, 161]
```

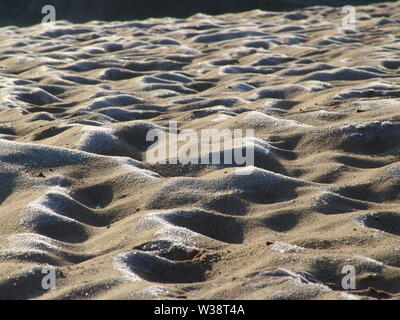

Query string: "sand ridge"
[0, 2, 400, 299]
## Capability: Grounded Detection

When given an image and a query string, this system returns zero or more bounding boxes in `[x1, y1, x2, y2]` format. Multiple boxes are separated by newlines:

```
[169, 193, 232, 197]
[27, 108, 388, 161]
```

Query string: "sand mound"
[1, 1, 400, 300]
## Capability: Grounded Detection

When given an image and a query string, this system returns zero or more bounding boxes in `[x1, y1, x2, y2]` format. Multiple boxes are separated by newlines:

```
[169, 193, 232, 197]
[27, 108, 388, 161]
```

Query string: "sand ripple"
[0, 2, 400, 299]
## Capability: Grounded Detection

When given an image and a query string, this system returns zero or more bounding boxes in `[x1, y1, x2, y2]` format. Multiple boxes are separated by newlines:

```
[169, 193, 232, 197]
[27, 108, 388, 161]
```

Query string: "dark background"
[0, 0, 395, 27]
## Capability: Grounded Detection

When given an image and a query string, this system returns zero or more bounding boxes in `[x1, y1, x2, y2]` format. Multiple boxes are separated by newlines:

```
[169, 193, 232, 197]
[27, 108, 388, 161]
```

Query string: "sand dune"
[1, 2, 400, 300]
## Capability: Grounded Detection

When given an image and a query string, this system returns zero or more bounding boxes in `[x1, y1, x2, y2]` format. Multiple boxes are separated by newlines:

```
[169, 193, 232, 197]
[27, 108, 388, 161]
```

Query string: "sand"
[0, 2, 400, 300]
